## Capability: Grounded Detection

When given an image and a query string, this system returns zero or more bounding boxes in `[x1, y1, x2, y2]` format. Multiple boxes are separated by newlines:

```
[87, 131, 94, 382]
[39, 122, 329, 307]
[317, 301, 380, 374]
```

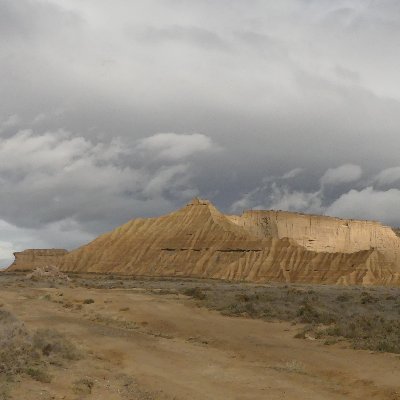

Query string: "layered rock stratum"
[6, 199, 400, 285]
[8, 249, 68, 272]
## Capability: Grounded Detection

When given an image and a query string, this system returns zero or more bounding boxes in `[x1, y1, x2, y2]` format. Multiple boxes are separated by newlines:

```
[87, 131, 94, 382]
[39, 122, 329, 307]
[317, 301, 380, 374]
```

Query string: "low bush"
[0, 310, 82, 395]
[33, 329, 82, 361]
[25, 367, 52, 383]
[175, 283, 400, 354]
[73, 378, 94, 395]
[0, 310, 36, 375]
[182, 287, 206, 300]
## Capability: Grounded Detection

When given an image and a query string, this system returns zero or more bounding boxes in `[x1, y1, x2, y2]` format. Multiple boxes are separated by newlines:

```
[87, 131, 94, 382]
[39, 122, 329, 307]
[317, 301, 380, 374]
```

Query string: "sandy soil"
[1, 283, 399, 399]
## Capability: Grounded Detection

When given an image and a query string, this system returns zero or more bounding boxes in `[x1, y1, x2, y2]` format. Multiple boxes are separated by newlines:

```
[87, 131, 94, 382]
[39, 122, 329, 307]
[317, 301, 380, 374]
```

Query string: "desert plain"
[1, 272, 400, 400]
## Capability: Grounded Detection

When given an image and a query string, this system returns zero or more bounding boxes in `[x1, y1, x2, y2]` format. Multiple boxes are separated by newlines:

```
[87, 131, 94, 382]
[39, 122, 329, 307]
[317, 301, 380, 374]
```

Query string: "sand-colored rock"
[7, 249, 68, 272]
[6, 199, 400, 285]
[48, 198, 400, 285]
[26, 265, 71, 282]
[227, 210, 400, 264]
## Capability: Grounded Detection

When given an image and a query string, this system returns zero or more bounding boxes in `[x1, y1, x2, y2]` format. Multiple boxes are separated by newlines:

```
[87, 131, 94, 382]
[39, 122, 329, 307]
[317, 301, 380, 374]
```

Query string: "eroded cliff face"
[227, 210, 400, 264]
[6, 199, 400, 285]
[53, 199, 400, 285]
[7, 249, 68, 271]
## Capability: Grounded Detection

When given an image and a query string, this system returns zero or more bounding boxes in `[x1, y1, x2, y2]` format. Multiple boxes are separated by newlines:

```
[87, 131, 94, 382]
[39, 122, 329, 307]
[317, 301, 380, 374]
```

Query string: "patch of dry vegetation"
[0, 309, 82, 397]
[2, 272, 400, 355]
[73, 377, 94, 395]
[45, 274, 400, 354]
[0, 310, 34, 376]
[179, 284, 400, 354]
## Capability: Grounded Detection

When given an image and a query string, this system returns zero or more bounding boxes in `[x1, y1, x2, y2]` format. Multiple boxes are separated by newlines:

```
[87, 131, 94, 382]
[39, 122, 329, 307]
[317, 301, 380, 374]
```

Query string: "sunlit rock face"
[7, 249, 68, 272]
[228, 210, 400, 263]
[7, 199, 400, 285]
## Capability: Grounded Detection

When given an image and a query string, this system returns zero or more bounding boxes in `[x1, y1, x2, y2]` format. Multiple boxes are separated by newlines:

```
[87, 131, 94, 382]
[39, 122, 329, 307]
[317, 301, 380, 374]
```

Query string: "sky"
[1, 0, 400, 266]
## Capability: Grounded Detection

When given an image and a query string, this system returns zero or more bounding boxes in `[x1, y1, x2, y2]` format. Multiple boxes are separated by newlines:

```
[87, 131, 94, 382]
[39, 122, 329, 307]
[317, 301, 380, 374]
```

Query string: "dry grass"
[172, 281, 400, 353]
[2, 272, 400, 354]
[272, 360, 306, 374]
[73, 378, 94, 395]
[0, 309, 82, 395]
[32, 328, 82, 362]
[183, 287, 207, 300]
[0, 310, 36, 376]
[25, 367, 52, 383]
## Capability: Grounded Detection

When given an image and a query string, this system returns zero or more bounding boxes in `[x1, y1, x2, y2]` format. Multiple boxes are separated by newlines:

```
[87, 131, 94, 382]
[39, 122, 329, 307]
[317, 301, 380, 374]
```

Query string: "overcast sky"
[1, 0, 400, 266]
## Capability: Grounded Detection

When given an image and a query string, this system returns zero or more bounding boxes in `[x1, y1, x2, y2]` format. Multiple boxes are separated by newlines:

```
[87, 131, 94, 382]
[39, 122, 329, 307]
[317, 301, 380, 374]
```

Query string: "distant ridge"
[7, 199, 400, 285]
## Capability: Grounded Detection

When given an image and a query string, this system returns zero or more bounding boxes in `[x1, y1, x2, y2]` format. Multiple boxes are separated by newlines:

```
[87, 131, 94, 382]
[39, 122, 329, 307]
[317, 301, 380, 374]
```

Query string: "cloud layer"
[0, 129, 218, 264]
[232, 165, 400, 228]
[1, 0, 400, 265]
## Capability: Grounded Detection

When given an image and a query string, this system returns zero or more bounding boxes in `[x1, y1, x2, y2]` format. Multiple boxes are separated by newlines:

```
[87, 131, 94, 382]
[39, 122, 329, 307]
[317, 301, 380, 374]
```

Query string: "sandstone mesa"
[6, 198, 400, 285]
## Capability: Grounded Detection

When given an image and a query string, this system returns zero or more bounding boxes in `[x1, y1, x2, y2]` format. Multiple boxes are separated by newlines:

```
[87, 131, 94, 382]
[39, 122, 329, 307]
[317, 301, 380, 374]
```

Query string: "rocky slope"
[6, 199, 400, 285]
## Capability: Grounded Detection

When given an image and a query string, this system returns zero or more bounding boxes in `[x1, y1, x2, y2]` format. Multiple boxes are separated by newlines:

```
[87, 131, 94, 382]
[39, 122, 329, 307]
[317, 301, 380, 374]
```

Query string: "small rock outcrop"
[26, 265, 70, 282]
[7, 249, 68, 272]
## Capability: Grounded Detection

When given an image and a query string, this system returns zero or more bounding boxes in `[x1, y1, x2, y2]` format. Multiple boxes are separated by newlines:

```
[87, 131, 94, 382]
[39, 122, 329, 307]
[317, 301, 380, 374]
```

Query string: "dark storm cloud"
[1, 0, 400, 265]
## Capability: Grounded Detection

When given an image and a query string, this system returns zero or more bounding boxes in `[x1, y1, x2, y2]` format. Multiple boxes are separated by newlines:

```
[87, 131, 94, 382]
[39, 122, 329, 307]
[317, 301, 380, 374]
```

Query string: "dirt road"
[1, 284, 399, 399]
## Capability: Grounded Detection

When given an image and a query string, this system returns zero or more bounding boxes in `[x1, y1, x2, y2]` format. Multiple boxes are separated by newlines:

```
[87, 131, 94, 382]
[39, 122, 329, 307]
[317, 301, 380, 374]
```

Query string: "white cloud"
[0, 130, 220, 240]
[374, 166, 400, 186]
[326, 187, 400, 226]
[0, 114, 20, 132]
[142, 164, 193, 197]
[230, 164, 400, 227]
[231, 169, 320, 213]
[267, 183, 322, 214]
[0, 129, 221, 261]
[282, 168, 303, 180]
[320, 164, 362, 186]
[136, 133, 217, 161]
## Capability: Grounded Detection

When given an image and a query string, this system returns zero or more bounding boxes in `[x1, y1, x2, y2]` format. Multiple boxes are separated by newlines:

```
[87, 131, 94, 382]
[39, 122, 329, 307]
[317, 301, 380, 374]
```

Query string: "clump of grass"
[32, 328, 82, 361]
[0, 381, 11, 400]
[0, 310, 36, 376]
[336, 294, 352, 302]
[90, 313, 137, 330]
[360, 291, 377, 304]
[296, 301, 334, 325]
[182, 287, 206, 300]
[272, 360, 306, 374]
[25, 367, 52, 383]
[83, 298, 95, 304]
[73, 378, 94, 395]
[323, 314, 400, 353]
[0, 310, 82, 395]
